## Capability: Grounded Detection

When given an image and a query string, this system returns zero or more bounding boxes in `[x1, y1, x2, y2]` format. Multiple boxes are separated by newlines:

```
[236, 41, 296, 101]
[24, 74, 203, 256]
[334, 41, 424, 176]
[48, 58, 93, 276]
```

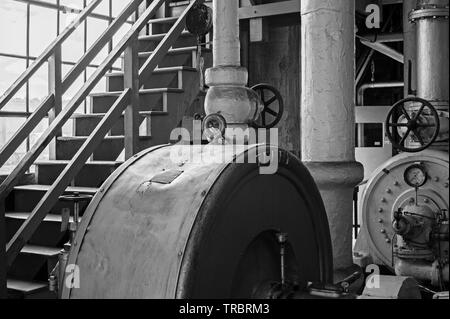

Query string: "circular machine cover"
[63, 144, 333, 299]
[360, 150, 449, 269]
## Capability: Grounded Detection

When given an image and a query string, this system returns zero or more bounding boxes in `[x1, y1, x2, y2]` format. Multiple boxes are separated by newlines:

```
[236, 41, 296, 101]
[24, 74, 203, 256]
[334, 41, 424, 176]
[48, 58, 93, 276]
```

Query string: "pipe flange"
[409, 7, 449, 22]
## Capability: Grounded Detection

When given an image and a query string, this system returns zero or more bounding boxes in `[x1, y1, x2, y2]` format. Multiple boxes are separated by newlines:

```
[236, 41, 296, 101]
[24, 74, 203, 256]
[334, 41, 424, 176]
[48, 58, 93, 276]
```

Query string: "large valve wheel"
[251, 84, 284, 129]
[62, 144, 333, 299]
[386, 97, 440, 153]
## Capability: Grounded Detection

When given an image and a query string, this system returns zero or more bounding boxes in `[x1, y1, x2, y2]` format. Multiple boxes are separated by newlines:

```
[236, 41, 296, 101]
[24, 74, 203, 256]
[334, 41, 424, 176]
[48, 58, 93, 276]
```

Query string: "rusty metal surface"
[64, 144, 332, 299]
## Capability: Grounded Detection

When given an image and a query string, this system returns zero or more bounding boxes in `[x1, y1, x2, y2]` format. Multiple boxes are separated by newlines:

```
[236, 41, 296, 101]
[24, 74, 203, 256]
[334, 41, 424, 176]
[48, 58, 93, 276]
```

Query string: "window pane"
[0, 56, 27, 112]
[29, 63, 49, 112]
[60, 0, 85, 63]
[0, 0, 27, 56]
[30, 5, 57, 56]
[29, 118, 50, 165]
[0, 117, 27, 175]
[62, 65, 86, 114]
[93, 0, 110, 16]
[87, 17, 109, 65]
[112, 1, 128, 16]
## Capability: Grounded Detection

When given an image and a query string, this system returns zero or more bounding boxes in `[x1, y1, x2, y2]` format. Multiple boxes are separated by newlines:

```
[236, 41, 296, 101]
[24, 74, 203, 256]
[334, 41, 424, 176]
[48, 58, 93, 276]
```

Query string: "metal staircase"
[0, 0, 211, 298]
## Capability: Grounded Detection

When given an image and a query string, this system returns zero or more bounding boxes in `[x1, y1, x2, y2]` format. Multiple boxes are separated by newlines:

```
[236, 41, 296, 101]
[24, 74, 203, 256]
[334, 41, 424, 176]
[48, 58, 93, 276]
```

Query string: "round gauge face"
[404, 164, 428, 188]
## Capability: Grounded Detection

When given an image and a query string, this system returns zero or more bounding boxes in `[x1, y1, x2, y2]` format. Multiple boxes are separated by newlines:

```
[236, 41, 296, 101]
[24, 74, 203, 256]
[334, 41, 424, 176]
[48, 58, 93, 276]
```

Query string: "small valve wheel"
[386, 97, 440, 153]
[59, 192, 93, 242]
[186, 3, 213, 37]
[251, 84, 284, 129]
[202, 113, 227, 142]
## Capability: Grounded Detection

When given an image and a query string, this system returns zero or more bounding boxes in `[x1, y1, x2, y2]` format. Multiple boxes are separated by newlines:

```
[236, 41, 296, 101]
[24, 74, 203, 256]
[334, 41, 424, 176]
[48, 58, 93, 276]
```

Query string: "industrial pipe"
[403, 0, 417, 97]
[357, 82, 404, 106]
[412, 0, 449, 103]
[204, 0, 261, 130]
[395, 259, 449, 287]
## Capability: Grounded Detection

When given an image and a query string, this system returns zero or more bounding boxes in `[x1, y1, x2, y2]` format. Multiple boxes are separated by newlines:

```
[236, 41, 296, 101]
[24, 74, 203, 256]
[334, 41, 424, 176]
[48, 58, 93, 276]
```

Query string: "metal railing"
[0, 0, 201, 281]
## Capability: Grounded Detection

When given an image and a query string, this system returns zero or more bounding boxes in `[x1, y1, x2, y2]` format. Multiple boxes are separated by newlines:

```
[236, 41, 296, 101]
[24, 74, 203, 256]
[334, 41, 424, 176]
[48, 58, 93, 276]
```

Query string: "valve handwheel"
[386, 97, 440, 153]
[251, 84, 284, 129]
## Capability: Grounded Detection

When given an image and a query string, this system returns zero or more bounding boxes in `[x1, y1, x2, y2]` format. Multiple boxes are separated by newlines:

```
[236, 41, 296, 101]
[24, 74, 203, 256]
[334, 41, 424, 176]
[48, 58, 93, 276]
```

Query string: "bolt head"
[378, 208, 384, 213]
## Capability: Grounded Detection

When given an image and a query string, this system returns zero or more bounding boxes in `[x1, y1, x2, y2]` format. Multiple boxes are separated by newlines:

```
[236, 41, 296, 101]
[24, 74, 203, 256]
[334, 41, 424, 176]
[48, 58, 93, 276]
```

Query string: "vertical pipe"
[413, 0, 449, 102]
[204, 0, 260, 128]
[212, 0, 240, 67]
[403, 0, 417, 97]
[301, 0, 364, 276]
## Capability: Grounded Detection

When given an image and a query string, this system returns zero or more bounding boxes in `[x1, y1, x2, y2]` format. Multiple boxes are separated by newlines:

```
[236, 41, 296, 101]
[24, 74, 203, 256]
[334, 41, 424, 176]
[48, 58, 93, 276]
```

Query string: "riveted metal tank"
[356, 150, 449, 269]
[62, 144, 333, 299]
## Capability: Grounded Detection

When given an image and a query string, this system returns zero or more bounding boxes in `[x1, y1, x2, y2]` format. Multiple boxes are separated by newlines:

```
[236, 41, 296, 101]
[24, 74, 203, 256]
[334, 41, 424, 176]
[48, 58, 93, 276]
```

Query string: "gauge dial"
[404, 164, 428, 188]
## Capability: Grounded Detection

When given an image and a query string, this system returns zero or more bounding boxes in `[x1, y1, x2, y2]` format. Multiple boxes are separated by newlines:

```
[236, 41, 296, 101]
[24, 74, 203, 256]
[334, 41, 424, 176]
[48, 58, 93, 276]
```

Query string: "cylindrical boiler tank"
[62, 144, 333, 299]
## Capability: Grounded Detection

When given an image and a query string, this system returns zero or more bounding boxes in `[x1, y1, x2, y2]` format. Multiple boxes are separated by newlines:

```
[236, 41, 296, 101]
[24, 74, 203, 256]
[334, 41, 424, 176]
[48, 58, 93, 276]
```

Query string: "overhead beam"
[360, 40, 404, 63]
[239, 0, 300, 20]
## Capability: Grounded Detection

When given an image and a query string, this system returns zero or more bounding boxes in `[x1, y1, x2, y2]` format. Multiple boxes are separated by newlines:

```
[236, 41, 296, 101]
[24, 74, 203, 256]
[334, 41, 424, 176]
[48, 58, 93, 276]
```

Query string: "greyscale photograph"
[0, 0, 448, 304]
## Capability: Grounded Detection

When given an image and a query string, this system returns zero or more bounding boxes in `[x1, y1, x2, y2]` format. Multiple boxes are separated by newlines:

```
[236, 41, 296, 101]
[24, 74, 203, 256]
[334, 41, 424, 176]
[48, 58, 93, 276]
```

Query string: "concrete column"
[403, 0, 417, 97]
[204, 0, 261, 129]
[301, 0, 364, 276]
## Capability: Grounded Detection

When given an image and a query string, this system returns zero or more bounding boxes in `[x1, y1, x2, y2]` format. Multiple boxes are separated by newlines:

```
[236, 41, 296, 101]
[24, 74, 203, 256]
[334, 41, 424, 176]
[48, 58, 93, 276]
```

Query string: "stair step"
[21, 245, 61, 257]
[105, 66, 196, 91]
[13, 184, 98, 195]
[138, 31, 196, 51]
[7, 185, 96, 217]
[72, 111, 168, 137]
[8, 245, 61, 281]
[147, 16, 179, 35]
[168, 0, 212, 18]
[134, 46, 207, 69]
[6, 212, 79, 223]
[5, 212, 78, 247]
[55, 136, 158, 161]
[7, 278, 48, 296]
[90, 88, 183, 114]
[148, 16, 179, 25]
[35, 160, 123, 187]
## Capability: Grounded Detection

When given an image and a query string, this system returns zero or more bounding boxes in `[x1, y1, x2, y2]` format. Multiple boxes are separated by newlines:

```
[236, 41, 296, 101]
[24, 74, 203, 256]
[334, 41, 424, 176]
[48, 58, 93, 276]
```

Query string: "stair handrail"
[4, 0, 202, 267]
[0, 0, 145, 169]
[0, 0, 101, 113]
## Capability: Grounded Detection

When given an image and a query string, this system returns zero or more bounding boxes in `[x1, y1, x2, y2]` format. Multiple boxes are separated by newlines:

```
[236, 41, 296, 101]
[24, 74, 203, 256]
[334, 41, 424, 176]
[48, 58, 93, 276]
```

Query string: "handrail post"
[124, 34, 140, 159]
[48, 44, 63, 160]
[0, 200, 6, 299]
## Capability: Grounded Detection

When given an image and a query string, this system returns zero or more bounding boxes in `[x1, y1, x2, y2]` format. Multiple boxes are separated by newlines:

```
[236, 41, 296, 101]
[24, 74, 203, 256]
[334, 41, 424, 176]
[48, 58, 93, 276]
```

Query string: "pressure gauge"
[404, 164, 428, 188]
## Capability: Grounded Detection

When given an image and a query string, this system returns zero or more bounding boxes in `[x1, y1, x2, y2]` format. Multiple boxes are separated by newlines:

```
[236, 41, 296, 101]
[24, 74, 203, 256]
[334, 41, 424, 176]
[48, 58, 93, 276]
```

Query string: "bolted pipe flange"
[409, 7, 449, 22]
